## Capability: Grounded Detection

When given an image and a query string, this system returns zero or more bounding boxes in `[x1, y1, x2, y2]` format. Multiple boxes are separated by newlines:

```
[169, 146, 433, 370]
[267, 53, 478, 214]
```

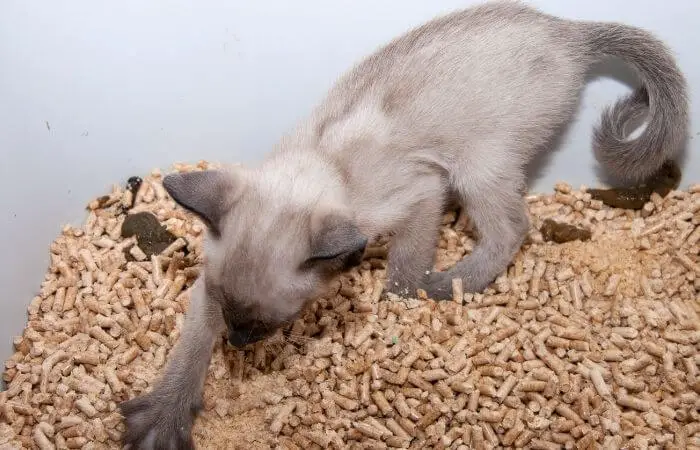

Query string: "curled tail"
[581, 22, 688, 185]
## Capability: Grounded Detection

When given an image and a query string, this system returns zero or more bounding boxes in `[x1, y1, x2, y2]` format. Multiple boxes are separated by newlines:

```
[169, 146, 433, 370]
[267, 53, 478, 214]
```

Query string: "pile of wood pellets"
[1, 160, 699, 450]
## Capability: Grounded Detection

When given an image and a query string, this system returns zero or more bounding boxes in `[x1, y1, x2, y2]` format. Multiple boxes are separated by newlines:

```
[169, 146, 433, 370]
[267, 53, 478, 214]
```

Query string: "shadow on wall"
[525, 56, 689, 190]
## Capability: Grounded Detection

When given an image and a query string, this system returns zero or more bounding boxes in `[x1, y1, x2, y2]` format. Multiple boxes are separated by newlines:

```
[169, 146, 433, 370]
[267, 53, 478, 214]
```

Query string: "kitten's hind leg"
[385, 196, 444, 298]
[422, 172, 529, 299]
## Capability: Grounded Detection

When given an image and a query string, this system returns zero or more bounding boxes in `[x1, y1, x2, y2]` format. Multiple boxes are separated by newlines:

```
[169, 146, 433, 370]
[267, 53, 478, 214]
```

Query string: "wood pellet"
[1, 164, 699, 449]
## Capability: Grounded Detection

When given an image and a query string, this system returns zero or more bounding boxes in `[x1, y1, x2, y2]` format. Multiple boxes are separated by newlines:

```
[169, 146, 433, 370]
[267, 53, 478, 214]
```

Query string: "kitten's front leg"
[120, 278, 224, 450]
[385, 198, 443, 297]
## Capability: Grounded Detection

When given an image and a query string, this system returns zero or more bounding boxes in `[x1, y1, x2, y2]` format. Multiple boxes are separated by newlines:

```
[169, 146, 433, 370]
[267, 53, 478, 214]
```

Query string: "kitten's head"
[163, 167, 366, 348]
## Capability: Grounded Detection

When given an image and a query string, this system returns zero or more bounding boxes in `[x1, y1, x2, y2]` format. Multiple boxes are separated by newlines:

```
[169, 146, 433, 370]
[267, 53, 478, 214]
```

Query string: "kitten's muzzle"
[227, 325, 269, 348]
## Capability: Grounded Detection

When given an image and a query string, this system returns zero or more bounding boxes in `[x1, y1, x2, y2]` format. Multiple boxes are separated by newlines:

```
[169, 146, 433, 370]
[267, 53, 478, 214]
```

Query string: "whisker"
[282, 331, 310, 338]
[281, 335, 307, 344]
[281, 335, 312, 346]
[282, 331, 313, 341]
[245, 327, 254, 345]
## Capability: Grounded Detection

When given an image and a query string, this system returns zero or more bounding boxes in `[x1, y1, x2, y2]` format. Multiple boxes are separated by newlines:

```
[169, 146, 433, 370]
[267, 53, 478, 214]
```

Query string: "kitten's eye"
[307, 252, 345, 263]
[301, 248, 363, 272]
[300, 255, 338, 271]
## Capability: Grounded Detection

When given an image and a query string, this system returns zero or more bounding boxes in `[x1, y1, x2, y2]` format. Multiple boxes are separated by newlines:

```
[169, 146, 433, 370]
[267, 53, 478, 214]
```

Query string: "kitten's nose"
[228, 329, 251, 347]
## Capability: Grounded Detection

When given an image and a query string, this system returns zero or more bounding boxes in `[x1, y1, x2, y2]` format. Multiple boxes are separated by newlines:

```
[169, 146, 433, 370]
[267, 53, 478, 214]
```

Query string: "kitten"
[120, 1, 688, 448]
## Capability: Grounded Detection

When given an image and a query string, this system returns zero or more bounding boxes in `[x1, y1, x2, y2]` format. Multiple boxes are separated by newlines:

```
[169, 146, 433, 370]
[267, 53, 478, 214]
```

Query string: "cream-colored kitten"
[120, 2, 688, 448]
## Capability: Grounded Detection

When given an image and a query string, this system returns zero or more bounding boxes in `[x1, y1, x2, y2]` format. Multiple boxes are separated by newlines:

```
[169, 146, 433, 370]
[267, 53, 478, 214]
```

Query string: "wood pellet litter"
[1, 160, 699, 450]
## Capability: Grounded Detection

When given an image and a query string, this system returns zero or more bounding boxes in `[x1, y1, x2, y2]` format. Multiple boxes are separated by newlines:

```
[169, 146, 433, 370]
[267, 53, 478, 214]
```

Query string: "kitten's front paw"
[385, 277, 417, 298]
[120, 388, 201, 450]
[421, 272, 453, 301]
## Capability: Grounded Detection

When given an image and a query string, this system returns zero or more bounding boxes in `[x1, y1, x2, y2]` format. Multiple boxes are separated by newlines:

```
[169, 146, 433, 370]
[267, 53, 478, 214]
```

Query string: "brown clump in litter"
[120, 212, 178, 261]
[539, 219, 591, 244]
[588, 160, 682, 210]
[1, 161, 699, 450]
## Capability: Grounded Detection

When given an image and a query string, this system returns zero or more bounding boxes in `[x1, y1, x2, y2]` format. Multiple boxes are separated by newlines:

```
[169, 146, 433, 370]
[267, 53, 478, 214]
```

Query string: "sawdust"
[1, 162, 699, 449]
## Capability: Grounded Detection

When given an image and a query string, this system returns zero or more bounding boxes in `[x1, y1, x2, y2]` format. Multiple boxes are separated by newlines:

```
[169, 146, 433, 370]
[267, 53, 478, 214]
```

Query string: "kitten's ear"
[162, 169, 243, 237]
[306, 214, 368, 273]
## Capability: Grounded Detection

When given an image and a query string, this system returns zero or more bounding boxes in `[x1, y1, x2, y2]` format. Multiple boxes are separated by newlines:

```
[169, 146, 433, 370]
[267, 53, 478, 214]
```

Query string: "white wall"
[1, 0, 698, 364]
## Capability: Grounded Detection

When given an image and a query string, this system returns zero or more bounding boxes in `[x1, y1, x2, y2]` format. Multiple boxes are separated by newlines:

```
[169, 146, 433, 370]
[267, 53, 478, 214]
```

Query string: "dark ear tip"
[162, 173, 180, 195]
[360, 235, 369, 250]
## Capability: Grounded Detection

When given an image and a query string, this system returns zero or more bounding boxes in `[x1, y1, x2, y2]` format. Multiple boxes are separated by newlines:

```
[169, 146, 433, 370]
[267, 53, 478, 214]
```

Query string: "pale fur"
[120, 2, 688, 447]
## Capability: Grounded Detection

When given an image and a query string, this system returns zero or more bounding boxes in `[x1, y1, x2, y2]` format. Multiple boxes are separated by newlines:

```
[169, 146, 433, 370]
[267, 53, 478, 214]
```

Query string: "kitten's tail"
[579, 22, 688, 185]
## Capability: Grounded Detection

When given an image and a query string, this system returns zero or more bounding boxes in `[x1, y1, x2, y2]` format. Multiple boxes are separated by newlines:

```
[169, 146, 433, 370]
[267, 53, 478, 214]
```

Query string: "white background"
[1, 0, 698, 363]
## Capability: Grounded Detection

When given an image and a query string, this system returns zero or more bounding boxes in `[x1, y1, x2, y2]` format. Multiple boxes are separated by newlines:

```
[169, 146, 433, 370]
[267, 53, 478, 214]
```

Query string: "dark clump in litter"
[125, 176, 143, 210]
[540, 218, 592, 243]
[121, 211, 177, 259]
[94, 195, 112, 209]
[588, 160, 682, 209]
